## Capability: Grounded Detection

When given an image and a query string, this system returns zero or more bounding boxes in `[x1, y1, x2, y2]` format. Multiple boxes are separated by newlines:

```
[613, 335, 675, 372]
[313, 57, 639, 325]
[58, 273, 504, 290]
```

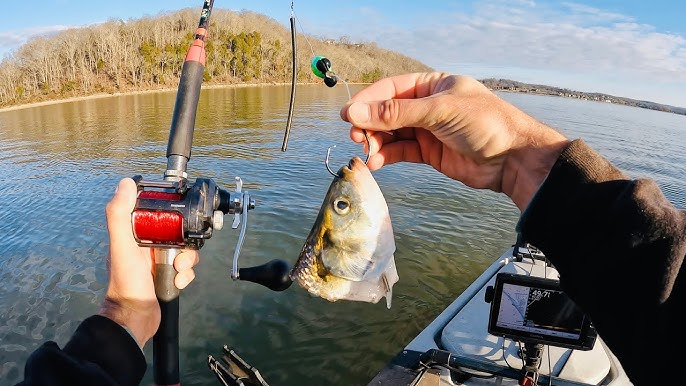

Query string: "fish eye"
[333, 198, 350, 215]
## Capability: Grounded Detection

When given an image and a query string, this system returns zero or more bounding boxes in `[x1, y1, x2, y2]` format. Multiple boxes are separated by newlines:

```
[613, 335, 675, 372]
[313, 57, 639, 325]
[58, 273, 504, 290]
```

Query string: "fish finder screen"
[487, 273, 597, 350]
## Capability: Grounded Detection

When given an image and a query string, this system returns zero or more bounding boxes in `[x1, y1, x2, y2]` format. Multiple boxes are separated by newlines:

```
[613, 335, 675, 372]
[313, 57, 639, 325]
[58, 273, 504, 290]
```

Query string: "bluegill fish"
[290, 156, 398, 308]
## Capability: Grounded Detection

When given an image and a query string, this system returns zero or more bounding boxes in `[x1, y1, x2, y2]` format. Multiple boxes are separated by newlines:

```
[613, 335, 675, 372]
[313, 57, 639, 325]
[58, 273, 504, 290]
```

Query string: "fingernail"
[114, 179, 127, 196]
[349, 102, 370, 123]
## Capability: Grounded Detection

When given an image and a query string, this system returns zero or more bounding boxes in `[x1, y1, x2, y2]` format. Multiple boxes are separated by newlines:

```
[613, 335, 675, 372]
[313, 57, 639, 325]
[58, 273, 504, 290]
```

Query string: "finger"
[175, 269, 196, 290]
[366, 140, 426, 170]
[340, 72, 448, 122]
[174, 250, 200, 272]
[350, 126, 367, 143]
[106, 178, 138, 246]
[350, 127, 388, 154]
[343, 98, 439, 133]
[347, 72, 447, 104]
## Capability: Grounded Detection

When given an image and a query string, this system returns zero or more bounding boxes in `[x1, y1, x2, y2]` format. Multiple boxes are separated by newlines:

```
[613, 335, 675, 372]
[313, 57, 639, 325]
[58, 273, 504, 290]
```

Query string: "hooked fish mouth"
[346, 156, 365, 172]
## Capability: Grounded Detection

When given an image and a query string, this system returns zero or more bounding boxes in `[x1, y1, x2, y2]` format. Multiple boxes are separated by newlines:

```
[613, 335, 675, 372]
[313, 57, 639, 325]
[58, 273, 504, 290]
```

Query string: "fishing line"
[281, 1, 370, 176]
[294, 9, 316, 57]
[293, 8, 352, 97]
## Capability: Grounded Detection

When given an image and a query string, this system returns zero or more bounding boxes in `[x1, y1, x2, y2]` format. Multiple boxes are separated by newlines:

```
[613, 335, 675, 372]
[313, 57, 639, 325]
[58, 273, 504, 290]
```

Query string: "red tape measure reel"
[133, 191, 185, 245]
[131, 176, 229, 249]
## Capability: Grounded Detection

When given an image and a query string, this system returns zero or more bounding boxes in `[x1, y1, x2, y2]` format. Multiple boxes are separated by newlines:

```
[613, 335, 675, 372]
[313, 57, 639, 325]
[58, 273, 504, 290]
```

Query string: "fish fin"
[383, 274, 392, 309]
[382, 257, 399, 309]
[322, 250, 383, 281]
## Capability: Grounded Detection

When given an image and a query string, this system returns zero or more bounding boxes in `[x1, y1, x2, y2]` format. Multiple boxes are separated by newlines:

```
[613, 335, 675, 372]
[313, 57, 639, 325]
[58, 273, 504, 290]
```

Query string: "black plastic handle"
[238, 259, 293, 291]
[153, 263, 181, 386]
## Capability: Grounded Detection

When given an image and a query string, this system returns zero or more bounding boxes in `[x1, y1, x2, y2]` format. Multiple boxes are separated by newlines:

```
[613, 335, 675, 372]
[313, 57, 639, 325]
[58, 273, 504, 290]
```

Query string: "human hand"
[340, 72, 570, 210]
[98, 178, 199, 346]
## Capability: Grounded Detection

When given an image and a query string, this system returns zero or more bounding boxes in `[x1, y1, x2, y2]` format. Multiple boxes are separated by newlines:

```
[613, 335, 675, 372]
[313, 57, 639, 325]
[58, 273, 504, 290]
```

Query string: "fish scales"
[290, 156, 398, 308]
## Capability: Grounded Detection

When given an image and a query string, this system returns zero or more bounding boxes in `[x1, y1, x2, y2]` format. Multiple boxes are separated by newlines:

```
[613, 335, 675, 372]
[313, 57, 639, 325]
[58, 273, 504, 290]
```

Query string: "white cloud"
[560, 2, 634, 24]
[1, 2, 683, 106]
[306, 1, 686, 106]
[402, 8, 684, 81]
[0, 25, 72, 58]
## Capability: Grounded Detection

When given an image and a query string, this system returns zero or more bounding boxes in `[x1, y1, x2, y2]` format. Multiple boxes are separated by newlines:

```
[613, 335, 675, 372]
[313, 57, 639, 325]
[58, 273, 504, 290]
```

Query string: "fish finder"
[487, 272, 597, 350]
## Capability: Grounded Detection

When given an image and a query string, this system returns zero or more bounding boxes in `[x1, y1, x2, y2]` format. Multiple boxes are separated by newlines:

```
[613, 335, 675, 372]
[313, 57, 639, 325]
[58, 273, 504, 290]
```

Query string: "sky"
[0, 0, 684, 107]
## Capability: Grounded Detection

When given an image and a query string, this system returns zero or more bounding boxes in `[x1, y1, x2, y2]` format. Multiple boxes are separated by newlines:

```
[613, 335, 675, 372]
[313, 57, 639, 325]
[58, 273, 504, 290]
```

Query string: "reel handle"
[238, 259, 293, 291]
[228, 178, 292, 291]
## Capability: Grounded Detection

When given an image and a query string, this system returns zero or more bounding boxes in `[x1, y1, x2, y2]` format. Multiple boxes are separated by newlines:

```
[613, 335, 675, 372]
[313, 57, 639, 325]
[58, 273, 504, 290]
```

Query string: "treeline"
[0, 8, 431, 107]
[481, 78, 686, 116]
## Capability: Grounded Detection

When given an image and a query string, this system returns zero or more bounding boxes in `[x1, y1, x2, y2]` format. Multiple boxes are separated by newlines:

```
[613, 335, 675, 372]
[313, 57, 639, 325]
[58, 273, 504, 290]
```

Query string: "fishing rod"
[130, 1, 291, 385]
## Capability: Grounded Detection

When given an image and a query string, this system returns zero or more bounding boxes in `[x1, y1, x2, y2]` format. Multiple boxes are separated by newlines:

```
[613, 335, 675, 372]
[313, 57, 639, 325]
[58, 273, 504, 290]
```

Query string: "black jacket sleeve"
[518, 139, 686, 385]
[16, 315, 147, 386]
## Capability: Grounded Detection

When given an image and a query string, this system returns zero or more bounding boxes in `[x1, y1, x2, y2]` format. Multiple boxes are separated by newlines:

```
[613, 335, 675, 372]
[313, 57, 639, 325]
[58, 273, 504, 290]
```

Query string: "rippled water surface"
[1, 86, 684, 385]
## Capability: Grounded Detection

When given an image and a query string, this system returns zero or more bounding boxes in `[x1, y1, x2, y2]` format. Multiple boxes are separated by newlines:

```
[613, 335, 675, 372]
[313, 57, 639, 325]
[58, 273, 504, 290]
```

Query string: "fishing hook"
[325, 130, 371, 177]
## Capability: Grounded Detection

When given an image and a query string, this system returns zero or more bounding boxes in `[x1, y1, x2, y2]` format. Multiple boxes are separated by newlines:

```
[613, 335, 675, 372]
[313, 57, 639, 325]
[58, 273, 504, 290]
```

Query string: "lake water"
[0, 85, 684, 385]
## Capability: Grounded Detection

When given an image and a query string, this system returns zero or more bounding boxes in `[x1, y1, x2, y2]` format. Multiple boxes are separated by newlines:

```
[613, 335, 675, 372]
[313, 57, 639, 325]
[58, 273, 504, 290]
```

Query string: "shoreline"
[0, 82, 293, 113]
[3, 82, 683, 117]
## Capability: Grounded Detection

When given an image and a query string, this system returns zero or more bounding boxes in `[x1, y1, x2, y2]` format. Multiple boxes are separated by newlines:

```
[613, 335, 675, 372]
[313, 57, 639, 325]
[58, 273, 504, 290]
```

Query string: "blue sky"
[1, 0, 685, 107]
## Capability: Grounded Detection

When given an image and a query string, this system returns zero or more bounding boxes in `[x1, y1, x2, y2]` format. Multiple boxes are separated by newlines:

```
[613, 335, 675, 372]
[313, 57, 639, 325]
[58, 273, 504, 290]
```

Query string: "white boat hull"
[368, 247, 633, 386]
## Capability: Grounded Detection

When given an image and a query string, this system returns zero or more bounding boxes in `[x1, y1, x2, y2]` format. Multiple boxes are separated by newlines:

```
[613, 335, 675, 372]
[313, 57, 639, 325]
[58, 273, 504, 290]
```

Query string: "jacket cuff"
[63, 315, 147, 386]
[516, 139, 627, 265]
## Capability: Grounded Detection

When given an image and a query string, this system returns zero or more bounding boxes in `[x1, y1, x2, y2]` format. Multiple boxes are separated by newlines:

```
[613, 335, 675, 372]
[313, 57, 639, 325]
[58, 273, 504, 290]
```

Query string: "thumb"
[343, 98, 439, 132]
[106, 178, 138, 246]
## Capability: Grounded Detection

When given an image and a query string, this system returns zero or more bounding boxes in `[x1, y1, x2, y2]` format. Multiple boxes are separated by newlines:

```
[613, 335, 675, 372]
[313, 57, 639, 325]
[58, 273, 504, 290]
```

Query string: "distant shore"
[0, 89, 168, 113]
[0, 82, 296, 113]
[4, 79, 683, 117]
[480, 78, 686, 116]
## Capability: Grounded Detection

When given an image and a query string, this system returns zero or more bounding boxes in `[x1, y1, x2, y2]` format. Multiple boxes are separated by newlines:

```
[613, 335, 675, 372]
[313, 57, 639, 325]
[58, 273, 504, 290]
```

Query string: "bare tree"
[0, 8, 431, 107]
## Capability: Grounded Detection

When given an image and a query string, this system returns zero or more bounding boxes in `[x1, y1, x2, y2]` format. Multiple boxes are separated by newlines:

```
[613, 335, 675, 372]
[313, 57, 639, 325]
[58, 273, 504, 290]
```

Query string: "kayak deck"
[368, 247, 632, 385]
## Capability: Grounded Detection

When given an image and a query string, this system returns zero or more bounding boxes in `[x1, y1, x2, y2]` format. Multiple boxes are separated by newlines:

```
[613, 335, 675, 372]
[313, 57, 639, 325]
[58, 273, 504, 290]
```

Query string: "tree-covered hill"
[0, 8, 432, 107]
